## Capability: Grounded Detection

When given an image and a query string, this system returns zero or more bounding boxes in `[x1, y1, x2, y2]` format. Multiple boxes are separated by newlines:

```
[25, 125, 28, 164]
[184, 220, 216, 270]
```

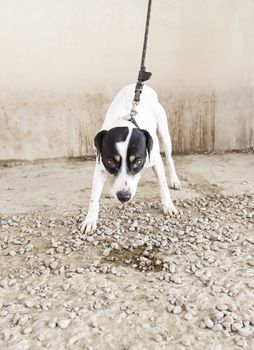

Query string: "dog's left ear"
[140, 129, 153, 160]
[94, 130, 107, 162]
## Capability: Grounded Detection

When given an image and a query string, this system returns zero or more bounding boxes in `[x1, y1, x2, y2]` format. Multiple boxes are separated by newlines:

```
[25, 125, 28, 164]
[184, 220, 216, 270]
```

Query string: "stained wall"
[0, 0, 253, 159]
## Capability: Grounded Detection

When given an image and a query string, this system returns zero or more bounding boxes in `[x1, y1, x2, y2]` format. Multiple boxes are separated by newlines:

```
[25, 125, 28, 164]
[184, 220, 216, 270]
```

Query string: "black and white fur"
[81, 84, 181, 233]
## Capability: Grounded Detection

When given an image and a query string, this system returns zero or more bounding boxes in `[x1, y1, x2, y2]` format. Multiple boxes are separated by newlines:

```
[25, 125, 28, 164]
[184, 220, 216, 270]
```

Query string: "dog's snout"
[116, 190, 131, 203]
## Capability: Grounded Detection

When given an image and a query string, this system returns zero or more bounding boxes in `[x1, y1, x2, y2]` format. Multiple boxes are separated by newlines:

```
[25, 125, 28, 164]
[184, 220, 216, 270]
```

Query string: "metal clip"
[130, 101, 139, 117]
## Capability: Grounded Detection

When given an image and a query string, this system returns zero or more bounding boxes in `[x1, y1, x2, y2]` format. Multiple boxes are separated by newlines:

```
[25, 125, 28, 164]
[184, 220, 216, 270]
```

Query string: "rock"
[76, 267, 85, 274]
[216, 303, 228, 311]
[18, 315, 29, 326]
[203, 317, 214, 328]
[238, 327, 252, 337]
[167, 305, 174, 313]
[173, 306, 182, 314]
[184, 313, 193, 321]
[171, 275, 182, 284]
[232, 322, 242, 332]
[236, 337, 248, 348]
[49, 261, 58, 270]
[8, 250, 16, 257]
[57, 319, 71, 329]
[212, 324, 223, 331]
[22, 327, 32, 334]
[25, 300, 34, 308]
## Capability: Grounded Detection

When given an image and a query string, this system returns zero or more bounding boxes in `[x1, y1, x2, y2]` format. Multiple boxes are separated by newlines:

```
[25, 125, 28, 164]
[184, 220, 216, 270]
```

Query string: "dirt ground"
[0, 153, 253, 350]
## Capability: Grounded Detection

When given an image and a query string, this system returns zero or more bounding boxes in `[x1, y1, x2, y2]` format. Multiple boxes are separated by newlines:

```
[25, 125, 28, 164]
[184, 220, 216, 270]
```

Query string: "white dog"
[81, 84, 181, 233]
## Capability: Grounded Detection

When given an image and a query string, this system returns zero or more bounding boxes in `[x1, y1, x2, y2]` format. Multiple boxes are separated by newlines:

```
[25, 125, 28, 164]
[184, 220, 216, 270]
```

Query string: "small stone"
[236, 337, 247, 348]
[102, 248, 111, 256]
[154, 334, 163, 342]
[204, 317, 214, 328]
[25, 300, 34, 308]
[18, 315, 29, 326]
[169, 264, 176, 273]
[212, 324, 223, 331]
[97, 280, 107, 289]
[8, 250, 16, 257]
[216, 303, 228, 311]
[173, 305, 182, 314]
[49, 261, 58, 270]
[171, 275, 182, 284]
[232, 322, 242, 332]
[167, 305, 174, 313]
[57, 319, 71, 329]
[76, 267, 84, 274]
[238, 327, 252, 337]
[181, 335, 192, 346]
[56, 246, 64, 253]
[184, 313, 193, 321]
[48, 321, 56, 328]
[22, 327, 32, 334]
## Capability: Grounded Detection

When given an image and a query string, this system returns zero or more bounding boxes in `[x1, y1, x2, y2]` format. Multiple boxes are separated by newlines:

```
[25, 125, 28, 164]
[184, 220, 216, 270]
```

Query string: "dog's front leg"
[81, 163, 107, 233]
[152, 154, 177, 216]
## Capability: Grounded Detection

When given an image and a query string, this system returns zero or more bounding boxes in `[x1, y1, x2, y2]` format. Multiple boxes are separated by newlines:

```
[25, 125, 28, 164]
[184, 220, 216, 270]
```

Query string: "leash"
[129, 0, 152, 128]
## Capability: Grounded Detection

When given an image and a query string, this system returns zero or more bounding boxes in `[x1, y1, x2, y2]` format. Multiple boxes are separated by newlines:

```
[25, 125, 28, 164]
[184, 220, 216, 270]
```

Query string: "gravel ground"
[0, 153, 253, 350]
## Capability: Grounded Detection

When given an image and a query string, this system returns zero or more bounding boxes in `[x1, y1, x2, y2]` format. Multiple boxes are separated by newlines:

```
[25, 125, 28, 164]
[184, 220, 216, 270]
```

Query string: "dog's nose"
[116, 191, 131, 203]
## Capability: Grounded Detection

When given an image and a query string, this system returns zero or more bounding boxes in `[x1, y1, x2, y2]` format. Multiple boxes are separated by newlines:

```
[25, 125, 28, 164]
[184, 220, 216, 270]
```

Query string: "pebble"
[171, 275, 182, 284]
[25, 300, 34, 308]
[184, 313, 193, 321]
[203, 317, 214, 328]
[22, 327, 32, 334]
[212, 324, 223, 331]
[236, 337, 248, 348]
[49, 261, 58, 270]
[76, 267, 85, 274]
[57, 319, 71, 329]
[18, 315, 29, 326]
[232, 322, 242, 332]
[238, 327, 252, 337]
[8, 250, 16, 257]
[173, 306, 182, 314]
[48, 320, 57, 328]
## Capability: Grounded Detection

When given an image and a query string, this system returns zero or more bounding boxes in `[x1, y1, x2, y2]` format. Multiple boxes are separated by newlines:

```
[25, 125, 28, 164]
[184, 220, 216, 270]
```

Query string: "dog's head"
[94, 126, 153, 202]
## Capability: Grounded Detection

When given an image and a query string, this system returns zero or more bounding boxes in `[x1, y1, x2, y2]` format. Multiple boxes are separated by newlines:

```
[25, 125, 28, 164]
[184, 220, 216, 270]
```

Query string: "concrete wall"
[0, 0, 253, 160]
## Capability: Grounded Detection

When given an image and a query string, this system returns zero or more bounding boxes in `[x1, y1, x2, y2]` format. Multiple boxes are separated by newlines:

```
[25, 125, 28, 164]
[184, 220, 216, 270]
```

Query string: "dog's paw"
[162, 202, 178, 216]
[80, 215, 97, 233]
[170, 176, 181, 190]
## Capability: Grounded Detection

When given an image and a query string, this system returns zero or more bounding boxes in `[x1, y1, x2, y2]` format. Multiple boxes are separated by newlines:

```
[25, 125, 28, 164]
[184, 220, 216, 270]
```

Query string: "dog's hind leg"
[80, 163, 107, 233]
[152, 154, 178, 215]
[155, 103, 181, 190]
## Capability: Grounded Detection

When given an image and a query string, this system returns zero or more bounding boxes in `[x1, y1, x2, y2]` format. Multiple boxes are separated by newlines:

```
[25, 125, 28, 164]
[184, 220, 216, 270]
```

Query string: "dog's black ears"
[94, 130, 107, 162]
[140, 129, 153, 160]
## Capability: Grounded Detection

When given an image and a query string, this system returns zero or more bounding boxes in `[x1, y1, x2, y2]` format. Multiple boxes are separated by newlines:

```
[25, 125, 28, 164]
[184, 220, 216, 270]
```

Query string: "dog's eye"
[133, 159, 143, 168]
[106, 159, 115, 167]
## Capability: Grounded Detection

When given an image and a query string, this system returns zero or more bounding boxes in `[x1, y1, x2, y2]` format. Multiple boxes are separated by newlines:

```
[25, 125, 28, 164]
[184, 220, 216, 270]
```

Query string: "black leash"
[129, 0, 152, 128]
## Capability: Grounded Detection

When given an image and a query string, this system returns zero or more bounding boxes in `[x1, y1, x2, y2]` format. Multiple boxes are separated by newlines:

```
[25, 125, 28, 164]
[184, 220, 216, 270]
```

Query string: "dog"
[81, 84, 181, 233]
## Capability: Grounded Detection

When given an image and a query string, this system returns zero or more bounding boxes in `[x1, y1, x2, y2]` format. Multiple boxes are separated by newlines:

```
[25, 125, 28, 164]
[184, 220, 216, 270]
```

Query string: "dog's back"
[102, 84, 159, 134]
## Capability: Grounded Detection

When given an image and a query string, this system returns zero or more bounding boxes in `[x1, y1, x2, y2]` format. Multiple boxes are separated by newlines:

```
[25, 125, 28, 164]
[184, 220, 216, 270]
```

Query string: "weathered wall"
[0, 0, 253, 160]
